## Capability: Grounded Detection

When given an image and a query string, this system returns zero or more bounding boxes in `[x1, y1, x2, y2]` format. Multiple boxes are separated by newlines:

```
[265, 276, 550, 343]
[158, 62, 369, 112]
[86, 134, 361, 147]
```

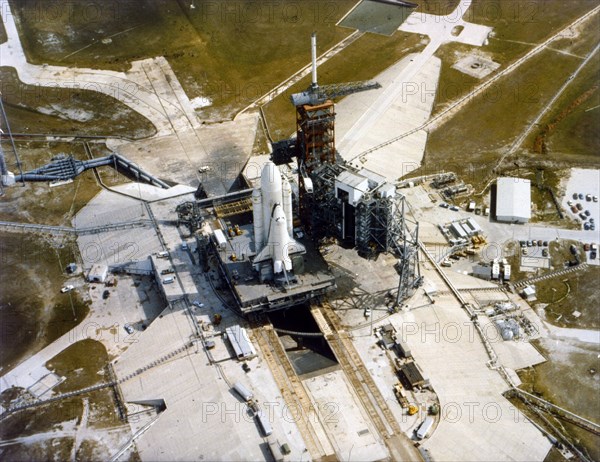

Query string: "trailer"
[416, 416, 434, 440]
[232, 382, 254, 402]
[255, 410, 273, 436]
[213, 229, 227, 250]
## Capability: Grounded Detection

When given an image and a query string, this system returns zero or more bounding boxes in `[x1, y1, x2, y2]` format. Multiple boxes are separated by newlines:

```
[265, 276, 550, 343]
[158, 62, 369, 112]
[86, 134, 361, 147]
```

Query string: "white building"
[87, 264, 109, 283]
[495, 177, 531, 223]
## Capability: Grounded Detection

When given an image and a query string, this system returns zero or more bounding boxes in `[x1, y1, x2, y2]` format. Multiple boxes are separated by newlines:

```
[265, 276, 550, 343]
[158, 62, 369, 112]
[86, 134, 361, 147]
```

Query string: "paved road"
[341, 0, 474, 159]
[353, 4, 600, 161]
[340, 0, 474, 157]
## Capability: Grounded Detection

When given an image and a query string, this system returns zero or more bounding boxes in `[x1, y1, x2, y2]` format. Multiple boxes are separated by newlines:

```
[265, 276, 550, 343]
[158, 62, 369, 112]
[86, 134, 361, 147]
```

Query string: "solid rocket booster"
[252, 188, 264, 251]
[282, 176, 293, 236]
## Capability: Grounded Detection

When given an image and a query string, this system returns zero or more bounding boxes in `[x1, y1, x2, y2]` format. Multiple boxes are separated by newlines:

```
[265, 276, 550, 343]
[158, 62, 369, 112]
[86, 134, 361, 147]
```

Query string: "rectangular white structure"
[335, 170, 369, 205]
[225, 325, 256, 360]
[87, 264, 108, 283]
[466, 217, 482, 234]
[213, 229, 227, 250]
[496, 177, 531, 223]
[450, 222, 467, 239]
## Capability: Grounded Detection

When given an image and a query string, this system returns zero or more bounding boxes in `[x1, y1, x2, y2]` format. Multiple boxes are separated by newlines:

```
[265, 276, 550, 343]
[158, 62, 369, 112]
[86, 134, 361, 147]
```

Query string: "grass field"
[0, 339, 126, 460]
[420, 28, 600, 193]
[0, 232, 89, 372]
[9, 0, 358, 119]
[0, 15, 7, 43]
[0, 67, 156, 137]
[517, 338, 600, 461]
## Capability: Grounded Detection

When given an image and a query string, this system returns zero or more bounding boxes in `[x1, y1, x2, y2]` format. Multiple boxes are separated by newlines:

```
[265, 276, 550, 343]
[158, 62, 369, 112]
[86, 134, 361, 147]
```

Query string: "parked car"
[576, 203, 583, 210]
[364, 307, 372, 318]
[537, 240, 543, 246]
[449, 206, 459, 211]
[439, 202, 449, 208]
[519, 240, 526, 247]
[102, 290, 110, 299]
[542, 249, 549, 257]
[578, 193, 584, 200]
[522, 248, 528, 255]
[586, 194, 592, 201]
[593, 195, 598, 203]
[591, 224, 596, 231]
[579, 213, 587, 221]
[124, 324, 134, 334]
[543, 241, 548, 247]
[567, 200, 573, 206]
[60, 285, 74, 293]
[573, 193, 579, 200]
[590, 251, 597, 260]
[583, 243, 590, 251]
[584, 222, 590, 230]
[192, 300, 205, 308]
[585, 210, 591, 216]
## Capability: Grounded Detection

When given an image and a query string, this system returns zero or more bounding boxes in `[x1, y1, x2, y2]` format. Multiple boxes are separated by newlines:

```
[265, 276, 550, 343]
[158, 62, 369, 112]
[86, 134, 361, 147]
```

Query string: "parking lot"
[561, 168, 600, 232]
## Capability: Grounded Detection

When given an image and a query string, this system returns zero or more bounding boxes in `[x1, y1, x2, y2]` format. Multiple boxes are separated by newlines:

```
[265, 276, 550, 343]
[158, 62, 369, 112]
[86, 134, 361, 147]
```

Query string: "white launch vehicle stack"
[252, 162, 305, 274]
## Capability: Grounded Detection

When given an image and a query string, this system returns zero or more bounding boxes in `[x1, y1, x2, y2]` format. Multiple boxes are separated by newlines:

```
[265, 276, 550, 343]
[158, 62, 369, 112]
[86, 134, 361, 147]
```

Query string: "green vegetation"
[535, 261, 599, 330]
[420, 34, 600, 191]
[10, 0, 357, 118]
[0, 340, 125, 460]
[47, 339, 110, 392]
[431, 0, 598, 113]
[0, 68, 156, 137]
[0, 232, 89, 371]
[518, 339, 600, 461]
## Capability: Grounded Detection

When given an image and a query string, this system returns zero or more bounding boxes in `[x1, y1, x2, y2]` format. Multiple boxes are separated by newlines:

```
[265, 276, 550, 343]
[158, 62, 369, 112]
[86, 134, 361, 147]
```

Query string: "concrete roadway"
[338, 0, 475, 158]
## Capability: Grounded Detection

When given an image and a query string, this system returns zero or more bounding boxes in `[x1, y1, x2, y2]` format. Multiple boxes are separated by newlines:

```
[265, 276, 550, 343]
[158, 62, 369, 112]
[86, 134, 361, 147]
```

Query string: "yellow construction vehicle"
[408, 405, 419, 416]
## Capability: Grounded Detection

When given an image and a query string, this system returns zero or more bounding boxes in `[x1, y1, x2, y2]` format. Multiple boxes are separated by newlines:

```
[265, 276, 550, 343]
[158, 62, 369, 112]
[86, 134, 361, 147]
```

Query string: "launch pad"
[211, 222, 336, 314]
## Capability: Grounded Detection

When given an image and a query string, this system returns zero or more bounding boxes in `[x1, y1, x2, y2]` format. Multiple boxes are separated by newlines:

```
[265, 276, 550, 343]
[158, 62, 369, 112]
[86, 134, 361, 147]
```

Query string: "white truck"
[416, 416, 434, 440]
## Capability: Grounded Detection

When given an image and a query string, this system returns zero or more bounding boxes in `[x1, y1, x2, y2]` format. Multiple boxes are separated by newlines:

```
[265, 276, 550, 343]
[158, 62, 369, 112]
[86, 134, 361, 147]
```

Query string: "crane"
[290, 33, 381, 107]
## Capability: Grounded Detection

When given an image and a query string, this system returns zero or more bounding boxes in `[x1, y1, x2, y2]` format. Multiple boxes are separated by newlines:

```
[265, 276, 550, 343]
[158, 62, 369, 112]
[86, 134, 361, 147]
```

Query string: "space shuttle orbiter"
[252, 162, 305, 274]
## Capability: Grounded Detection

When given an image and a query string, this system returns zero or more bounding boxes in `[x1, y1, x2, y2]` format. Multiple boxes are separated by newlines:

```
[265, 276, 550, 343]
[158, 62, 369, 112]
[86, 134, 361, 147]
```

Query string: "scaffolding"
[302, 163, 343, 239]
[296, 101, 336, 174]
[214, 198, 252, 218]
